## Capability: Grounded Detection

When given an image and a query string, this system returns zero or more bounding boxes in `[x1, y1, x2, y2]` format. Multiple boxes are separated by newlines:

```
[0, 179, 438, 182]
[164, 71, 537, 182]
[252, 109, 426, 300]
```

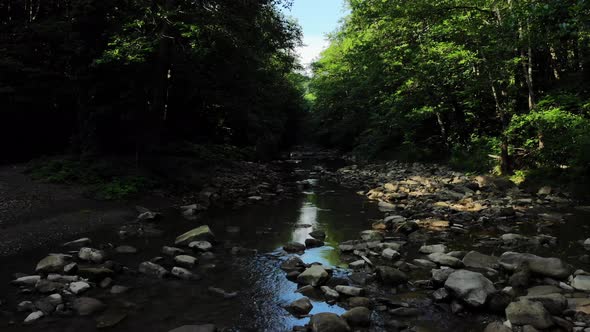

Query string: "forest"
[309, 0, 590, 180]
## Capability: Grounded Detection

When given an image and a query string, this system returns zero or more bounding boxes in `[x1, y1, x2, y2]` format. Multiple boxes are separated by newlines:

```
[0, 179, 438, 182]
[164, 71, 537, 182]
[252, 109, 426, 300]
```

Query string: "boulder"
[188, 241, 213, 252]
[334, 286, 363, 297]
[280, 256, 305, 272]
[35, 254, 70, 273]
[174, 255, 198, 268]
[297, 265, 329, 287]
[427, 253, 463, 268]
[171, 267, 197, 280]
[483, 321, 512, 332]
[381, 248, 400, 260]
[499, 252, 571, 279]
[320, 286, 340, 300]
[360, 230, 384, 242]
[286, 297, 313, 316]
[283, 242, 306, 253]
[310, 230, 326, 240]
[341, 307, 371, 327]
[175, 226, 215, 246]
[444, 270, 495, 307]
[162, 246, 185, 256]
[571, 275, 590, 291]
[419, 244, 447, 254]
[309, 313, 351, 332]
[138, 262, 168, 278]
[376, 266, 408, 285]
[24, 311, 44, 324]
[12, 275, 41, 286]
[305, 238, 325, 248]
[519, 293, 567, 315]
[505, 299, 554, 329]
[462, 251, 499, 269]
[69, 281, 91, 295]
[348, 297, 371, 308]
[115, 245, 137, 254]
[78, 247, 106, 263]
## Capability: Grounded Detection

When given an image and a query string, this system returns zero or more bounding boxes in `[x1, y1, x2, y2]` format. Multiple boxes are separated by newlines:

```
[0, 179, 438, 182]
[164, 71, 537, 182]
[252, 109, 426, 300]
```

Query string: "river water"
[2, 160, 590, 332]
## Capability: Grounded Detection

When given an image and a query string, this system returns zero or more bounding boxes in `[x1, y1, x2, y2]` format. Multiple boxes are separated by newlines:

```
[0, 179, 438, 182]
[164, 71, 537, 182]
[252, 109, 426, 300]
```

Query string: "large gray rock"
[175, 226, 215, 246]
[376, 266, 408, 285]
[309, 312, 351, 332]
[138, 262, 168, 278]
[341, 307, 371, 327]
[283, 242, 306, 253]
[12, 275, 41, 286]
[483, 321, 512, 332]
[427, 253, 463, 267]
[24, 311, 44, 324]
[72, 297, 106, 316]
[334, 286, 363, 297]
[174, 255, 198, 268]
[462, 251, 499, 269]
[505, 299, 554, 329]
[499, 252, 571, 279]
[444, 270, 495, 307]
[381, 248, 400, 260]
[78, 247, 106, 263]
[431, 268, 455, 284]
[360, 230, 384, 242]
[419, 244, 447, 254]
[280, 256, 305, 272]
[69, 281, 91, 295]
[519, 293, 567, 314]
[571, 275, 590, 291]
[286, 297, 313, 316]
[35, 254, 70, 273]
[171, 267, 197, 280]
[297, 265, 329, 287]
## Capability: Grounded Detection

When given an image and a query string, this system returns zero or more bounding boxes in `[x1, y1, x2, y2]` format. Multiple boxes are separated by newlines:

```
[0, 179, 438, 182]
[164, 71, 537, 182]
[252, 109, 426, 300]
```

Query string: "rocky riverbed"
[2, 156, 590, 331]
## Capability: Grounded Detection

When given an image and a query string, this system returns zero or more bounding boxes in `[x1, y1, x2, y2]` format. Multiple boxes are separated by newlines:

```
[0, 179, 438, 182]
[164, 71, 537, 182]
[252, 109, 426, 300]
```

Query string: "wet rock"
[572, 275, 590, 291]
[110, 285, 129, 294]
[286, 297, 313, 316]
[305, 238, 325, 248]
[281, 256, 305, 272]
[444, 270, 495, 307]
[419, 244, 447, 254]
[63, 238, 92, 248]
[12, 275, 40, 286]
[174, 255, 198, 268]
[69, 281, 91, 295]
[175, 226, 215, 246]
[34, 298, 55, 314]
[509, 263, 531, 288]
[310, 230, 326, 240]
[427, 253, 463, 268]
[348, 260, 365, 270]
[382, 248, 400, 260]
[413, 259, 437, 269]
[309, 312, 351, 332]
[520, 293, 567, 314]
[162, 246, 185, 256]
[72, 297, 106, 316]
[342, 307, 371, 327]
[505, 299, 554, 329]
[35, 280, 64, 293]
[188, 241, 212, 252]
[376, 266, 408, 285]
[78, 247, 106, 263]
[284, 242, 306, 253]
[432, 288, 450, 302]
[320, 286, 339, 300]
[47, 293, 63, 305]
[17, 301, 35, 312]
[171, 267, 197, 280]
[526, 285, 563, 296]
[297, 265, 329, 287]
[99, 277, 113, 289]
[24, 311, 44, 324]
[35, 254, 70, 273]
[483, 321, 512, 332]
[168, 325, 217, 332]
[138, 262, 168, 278]
[499, 252, 571, 279]
[64, 262, 78, 274]
[115, 245, 138, 254]
[96, 309, 128, 329]
[462, 251, 499, 269]
[360, 230, 384, 242]
[335, 286, 363, 297]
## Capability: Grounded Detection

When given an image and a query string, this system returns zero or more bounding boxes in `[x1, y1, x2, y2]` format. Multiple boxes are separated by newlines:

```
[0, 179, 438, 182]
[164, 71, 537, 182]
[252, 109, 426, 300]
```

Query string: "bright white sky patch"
[297, 35, 330, 68]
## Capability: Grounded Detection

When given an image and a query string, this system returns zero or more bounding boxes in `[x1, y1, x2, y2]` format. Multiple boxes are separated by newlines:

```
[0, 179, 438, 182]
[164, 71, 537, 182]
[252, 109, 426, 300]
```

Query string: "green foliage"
[450, 136, 501, 173]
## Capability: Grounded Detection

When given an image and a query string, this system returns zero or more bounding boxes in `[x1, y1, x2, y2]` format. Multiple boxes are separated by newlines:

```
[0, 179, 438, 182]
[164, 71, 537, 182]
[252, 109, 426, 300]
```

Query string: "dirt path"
[0, 165, 137, 257]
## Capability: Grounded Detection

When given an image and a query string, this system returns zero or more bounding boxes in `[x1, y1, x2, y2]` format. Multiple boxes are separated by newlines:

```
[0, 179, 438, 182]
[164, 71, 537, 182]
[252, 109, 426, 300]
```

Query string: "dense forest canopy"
[0, 0, 307, 162]
[309, 0, 590, 176]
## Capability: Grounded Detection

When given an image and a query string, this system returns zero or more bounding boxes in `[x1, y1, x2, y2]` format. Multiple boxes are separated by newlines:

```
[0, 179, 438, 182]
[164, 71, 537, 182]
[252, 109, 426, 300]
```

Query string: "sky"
[281, 0, 348, 69]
